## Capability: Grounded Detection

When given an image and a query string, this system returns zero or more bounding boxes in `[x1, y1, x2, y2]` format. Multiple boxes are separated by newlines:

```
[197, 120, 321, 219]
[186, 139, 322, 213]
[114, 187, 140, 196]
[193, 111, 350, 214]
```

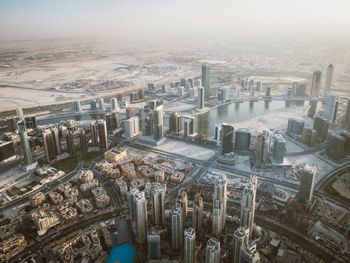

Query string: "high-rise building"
[240, 243, 260, 263]
[153, 106, 164, 140]
[128, 188, 139, 222]
[192, 193, 203, 232]
[169, 112, 182, 135]
[297, 165, 317, 204]
[324, 92, 338, 124]
[16, 107, 24, 119]
[233, 226, 249, 263]
[212, 198, 223, 237]
[90, 100, 97, 112]
[97, 119, 108, 149]
[326, 131, 350, 160]
[123, 116, 140, 139]
[7, 116, 20, 132]
[98, 98, 105, 111]
[177, 189, 188, 221]
[235, 128, 251, 151]
[311, 70, 322, 97]
[324, 64, 334, 96]
[24, 116, 37, 129]
[184, 116, 194, 137]
[151, 184, 166, 226]
[133, 191, 148, 243]
[72, 99, 81, 112]
[221, 123, 234, 154]
[265, 87, 271, 97]
[65, 131, 74, 156]
[255, 131, 270, 164]
[18, 120, 34, 165]
[90, 120, 98, 146]
[105, 111, 119, 132]
[126, 107, 134, 119]
[287, 118, 304, 136]
[51, 127, 61, 155]
[214, 124, 222, 145]
[184, 227, 196, 263]
[171, 203, 184, 250]
[0, 141, 15, 162]
[202, 64, 211, 101]
[198, 87, 205, 109]
[313, 116, 329, 141]
[139, 89, 145, 99]
[147, 229, 161, 260]
[213, 173, 227, 235]
[240, 175, 257, 238]
[110, 97, 118, 111]
[345, 99, 350, 127]
[42, 129, 58, 163]
[273, 134, 286, 163]
[205, 238, 220, 263]
[79, 128, 88, 153]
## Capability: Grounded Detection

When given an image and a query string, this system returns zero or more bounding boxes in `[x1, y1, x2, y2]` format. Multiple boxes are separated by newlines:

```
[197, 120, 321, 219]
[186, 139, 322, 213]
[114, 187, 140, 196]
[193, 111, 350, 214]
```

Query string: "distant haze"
[1, 0, 350, 42]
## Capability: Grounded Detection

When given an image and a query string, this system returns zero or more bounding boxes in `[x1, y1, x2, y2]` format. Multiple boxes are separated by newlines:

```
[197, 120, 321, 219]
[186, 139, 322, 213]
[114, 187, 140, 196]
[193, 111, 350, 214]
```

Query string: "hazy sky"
[1, 0, 350, 41]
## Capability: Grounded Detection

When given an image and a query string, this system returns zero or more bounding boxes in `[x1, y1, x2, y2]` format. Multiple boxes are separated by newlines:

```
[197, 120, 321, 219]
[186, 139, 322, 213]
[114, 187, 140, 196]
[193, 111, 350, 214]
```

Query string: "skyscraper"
[128, 188, 139, 222]
[273, 134, 286, 163]
[212, 198, 223, 237]
[151, 184, 166, 226]
[198, 87, 205, 109]
[42, 129, 57, 163]
[133, 191, 147, 243]
[213, 173, 227, 235]
[90, 120, 98, 146]
[324, 92, 338, 124]
[153, 106, 164, 140]
[79, 128, 88, 153]
[177, 189, 188, 221]
[255, 132, 268, 164]
[72, 99, 81, 112]
[90, 100, 97, 112]
[233, 226, 249, 263]
[98, 98, 105, 111]
[65, 131, 74, 156]
[240, 243, 260, 263]
[17, 120, 34, 166]
[221, 124, 234, 154]
[169, 112, 182, 135]
[192, 193, 203, 232]
[297, 165, 317, 204]
[184, 227, 196, 263]
[110, 97, 118, 111]
[184, 116, 194, 137]
[171, 203, 184, 250]
[311, 70, 322, 97]
[240, 175, 257, 238]
[205, 238, 220, 263]
[24, 116, 37, 129]
[324, 64, 334, 96]
[345, 99, 350, 127]
[202, 64, 211, 101]
[147, 229, 161, 260]
[97, 119, 108, 149]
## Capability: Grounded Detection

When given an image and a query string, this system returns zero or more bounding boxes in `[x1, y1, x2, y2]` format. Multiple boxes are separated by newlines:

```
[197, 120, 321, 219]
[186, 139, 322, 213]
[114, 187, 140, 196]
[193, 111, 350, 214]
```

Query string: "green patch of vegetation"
[52, 157, 79, 173]
[82, 151, 103, 162]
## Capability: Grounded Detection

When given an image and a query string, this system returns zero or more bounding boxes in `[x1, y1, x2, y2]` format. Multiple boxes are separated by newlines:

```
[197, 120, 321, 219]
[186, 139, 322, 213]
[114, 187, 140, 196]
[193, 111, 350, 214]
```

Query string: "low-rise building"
[92, 187, 111, 208]
[76, 199, 94, 213]
[31, 191, 46, 207]
[105, 147, 127, 162]
[48, 191, 64, 205]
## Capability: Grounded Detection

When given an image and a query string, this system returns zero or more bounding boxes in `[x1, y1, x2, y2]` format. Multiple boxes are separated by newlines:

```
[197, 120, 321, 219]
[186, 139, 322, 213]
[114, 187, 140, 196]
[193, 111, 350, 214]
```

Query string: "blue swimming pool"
[107, 243, 135, 263]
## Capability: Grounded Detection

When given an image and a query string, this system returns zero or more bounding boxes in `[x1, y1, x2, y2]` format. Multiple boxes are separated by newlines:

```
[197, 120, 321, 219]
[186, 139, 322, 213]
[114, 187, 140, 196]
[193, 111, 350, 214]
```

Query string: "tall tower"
[98, 98, 105, 111]
[177, 189, 188, 220]
[17, 120, 34, 166]
[171, 203, 184, 250]
[72, 99, 81, 112]
[147, 228, 161, 260]
[42, 129, 57, 163]
[110, 97, 118, 111]
[297, 164, 317, 205]
[192, 193, 203, 232]
[205, 238, 220, 263]
[324, 64, 334, 96]
[233, 226, 249, 263]
[169, 112, 182, 134]
[202, 64, 211, 101]
[213, 173, 227, 234]
[212, 198, 223, 237]
[133, 191, 147, 243]
[221, 123, 234, 154]
[184, 227, 196, 263]
[128, 188, 139, 222]
[90, 120, 98, 146]
[97, 119, 108, 149]
[153, 106, 164, 140]
[198, 87, 205, 109]
[324, 92, 338, 124]
[240, 175, 257, 238]
[311, 70, 322, 97]
[151, 184, 166, 226]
